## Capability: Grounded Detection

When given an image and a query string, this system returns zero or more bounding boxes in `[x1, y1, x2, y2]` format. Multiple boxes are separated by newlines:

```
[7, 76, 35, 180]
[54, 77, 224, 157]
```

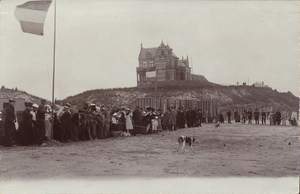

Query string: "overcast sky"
[0, 0, 299, 100]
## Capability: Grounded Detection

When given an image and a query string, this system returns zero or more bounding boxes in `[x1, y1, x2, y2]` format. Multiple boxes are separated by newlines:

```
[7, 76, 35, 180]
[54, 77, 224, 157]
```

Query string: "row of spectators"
[218, 108, 298, 125]
[0, 98, 204, 146]
[1, 98, 298, 147]
[51, 104, 204, 142]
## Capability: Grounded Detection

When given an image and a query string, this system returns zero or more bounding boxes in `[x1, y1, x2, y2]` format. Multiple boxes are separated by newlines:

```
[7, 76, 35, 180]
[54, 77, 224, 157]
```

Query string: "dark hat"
[9, 98, 16, 102]
[90, 106, 96, 111]
[78, 109, 85, 113]
[41, 99, 46, 103]
[25, 101, 33, 107]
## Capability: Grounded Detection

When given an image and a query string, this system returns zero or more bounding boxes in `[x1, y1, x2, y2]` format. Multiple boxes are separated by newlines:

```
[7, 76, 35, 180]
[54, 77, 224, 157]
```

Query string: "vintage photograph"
[0, 0, 299, 193]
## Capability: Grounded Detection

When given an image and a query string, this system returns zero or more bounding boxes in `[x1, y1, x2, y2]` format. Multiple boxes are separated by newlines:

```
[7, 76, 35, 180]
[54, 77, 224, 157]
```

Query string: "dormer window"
[146, 51, 152, 59]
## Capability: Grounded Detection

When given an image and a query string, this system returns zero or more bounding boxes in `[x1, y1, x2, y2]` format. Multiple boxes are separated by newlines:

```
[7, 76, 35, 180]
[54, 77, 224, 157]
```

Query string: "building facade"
[137, 41, 191, 86]
[252, 81, 271, 89]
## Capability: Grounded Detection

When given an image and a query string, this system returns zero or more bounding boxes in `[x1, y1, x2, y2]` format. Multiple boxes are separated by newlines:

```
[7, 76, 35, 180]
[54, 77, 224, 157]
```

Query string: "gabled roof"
[171, 51, 178, 58]
[139, 47, 158, 60]
[139, 47, 178, 60]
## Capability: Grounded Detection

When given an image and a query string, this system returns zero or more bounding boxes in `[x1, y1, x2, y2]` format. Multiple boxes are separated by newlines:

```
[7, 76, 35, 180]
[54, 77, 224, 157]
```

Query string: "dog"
[177, 135, 198, 153]
[215, 123, 220, 128]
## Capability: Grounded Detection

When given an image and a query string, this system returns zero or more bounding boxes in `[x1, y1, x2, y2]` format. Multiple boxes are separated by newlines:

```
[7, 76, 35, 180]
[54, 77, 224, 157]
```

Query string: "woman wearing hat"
[2, 98, 17, 146]
[17, 101, 34, 146]
[118, 109, 126, 133]
[110, 112, 119, 132]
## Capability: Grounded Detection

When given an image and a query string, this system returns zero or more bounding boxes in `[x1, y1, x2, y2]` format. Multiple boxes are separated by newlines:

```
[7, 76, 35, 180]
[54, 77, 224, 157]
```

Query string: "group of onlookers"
[0, 99, 206, 146]
[0, 99, 298, 147]
[0, 98, 48, 147]
[218, 108, 298, 126]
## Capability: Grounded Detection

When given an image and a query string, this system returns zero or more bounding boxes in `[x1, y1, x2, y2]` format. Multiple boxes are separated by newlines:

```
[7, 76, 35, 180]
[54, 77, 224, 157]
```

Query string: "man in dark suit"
[36, 99, 46, 146]
[248, 108, 253, 124]
[2, 98, 17, 146]
[261, 108, 266, 124]
[191, 108, 197, 127]
[198, 109, 203, 127]
[132, 106, 141, 135]
[275, 109, 281, 125]
[60, 105, 72, 142]
[254, 109, 260, 124]
[227, 110, 232, 124]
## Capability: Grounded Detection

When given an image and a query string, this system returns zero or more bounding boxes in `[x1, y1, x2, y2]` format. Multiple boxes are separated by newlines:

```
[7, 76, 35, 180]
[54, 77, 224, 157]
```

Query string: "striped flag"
[15, 1, 52, 36]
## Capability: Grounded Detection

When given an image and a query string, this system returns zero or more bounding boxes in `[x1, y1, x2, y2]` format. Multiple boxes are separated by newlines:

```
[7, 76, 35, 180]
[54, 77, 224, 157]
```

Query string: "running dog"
[177, 135, 198, 153]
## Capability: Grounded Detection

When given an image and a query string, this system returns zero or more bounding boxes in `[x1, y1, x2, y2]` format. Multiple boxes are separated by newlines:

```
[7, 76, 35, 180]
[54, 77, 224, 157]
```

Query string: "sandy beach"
[0, 123, 298, 193]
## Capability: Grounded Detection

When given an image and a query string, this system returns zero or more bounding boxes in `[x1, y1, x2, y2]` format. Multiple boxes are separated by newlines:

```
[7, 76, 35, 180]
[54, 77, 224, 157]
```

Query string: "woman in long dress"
[17, 101, 33, 146]
[44, 105, 52, 140]
[125, 109, 133, 136]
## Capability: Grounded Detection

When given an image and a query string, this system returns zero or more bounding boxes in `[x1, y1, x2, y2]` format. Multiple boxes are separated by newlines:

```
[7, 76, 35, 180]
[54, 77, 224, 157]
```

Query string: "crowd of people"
[217, 108, 298, 126]
[0, 99, 205, 147]
[0, 98, 298, 147]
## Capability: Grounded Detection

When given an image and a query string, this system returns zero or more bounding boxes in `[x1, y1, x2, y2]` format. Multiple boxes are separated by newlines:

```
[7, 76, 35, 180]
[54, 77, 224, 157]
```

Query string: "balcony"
[136, 66, 157, 72]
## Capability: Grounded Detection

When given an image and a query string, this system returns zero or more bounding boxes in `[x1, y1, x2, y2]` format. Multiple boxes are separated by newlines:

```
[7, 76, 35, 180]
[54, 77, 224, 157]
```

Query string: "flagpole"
[51, 0, 57, 139]
[155, 67, 157, 109]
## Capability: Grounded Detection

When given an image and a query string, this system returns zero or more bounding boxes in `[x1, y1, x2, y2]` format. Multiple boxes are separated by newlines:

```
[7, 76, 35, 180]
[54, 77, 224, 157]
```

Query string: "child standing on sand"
[152, 116, 159, 134]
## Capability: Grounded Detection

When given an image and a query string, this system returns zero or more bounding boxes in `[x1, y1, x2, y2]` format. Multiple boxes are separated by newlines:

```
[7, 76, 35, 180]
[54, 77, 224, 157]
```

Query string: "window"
[161, 50, 164, 55]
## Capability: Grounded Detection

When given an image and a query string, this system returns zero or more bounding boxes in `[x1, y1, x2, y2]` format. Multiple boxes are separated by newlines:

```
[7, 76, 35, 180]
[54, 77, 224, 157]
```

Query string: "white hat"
[96, 106, 101, 112]
[32, 103, 39, 108]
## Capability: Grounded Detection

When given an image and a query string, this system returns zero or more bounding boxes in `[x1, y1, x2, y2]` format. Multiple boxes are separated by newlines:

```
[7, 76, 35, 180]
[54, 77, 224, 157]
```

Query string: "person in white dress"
[44, 105, 52, 140]
[125, 108, 133, 136]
